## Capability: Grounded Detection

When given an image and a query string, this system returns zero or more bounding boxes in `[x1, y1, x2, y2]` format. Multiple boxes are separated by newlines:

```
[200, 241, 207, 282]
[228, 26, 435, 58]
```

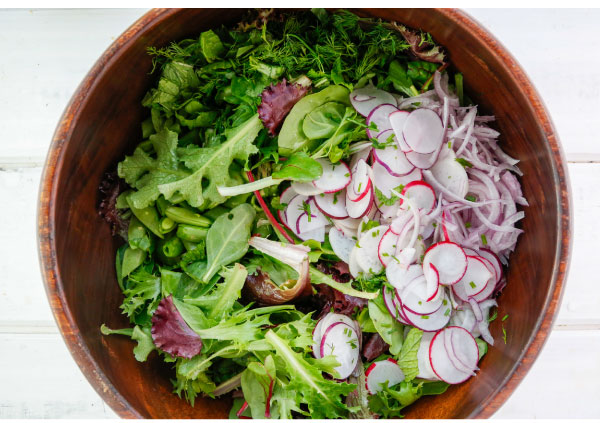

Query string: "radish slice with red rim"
[350, 85, 397, 117]
[355, 225, 387, 275]
[378, 228, 400, 267]
[365, 358, 405, 394]
[318, 313, 357, 339]
[478, 248, 503, 284]
[314, 191, 348, 219]
[313, 159, 352, 193]
[285, 194, 308, 233]
[430, 155, 469, 198]
[451, 256, 494, 301]
[291, 180, 323, 196]
[422, 241, 468, 286]
[399, 181, 436, 214]
[405, 149, 440, 170]
[372, 131, 415, 177]
[402, 292, 451, 332]
[320, 321, 360, 380]
[424, 263, 440, 302]
[295, 199, 327, 234]
[348, 246, 362, 278]
[348, 159, 371, 201]
[402, 108, 444, 154]
[296, 225, 326, 243]
[346, 185, 374, 219]
[443, 328, 476, 375]
[366, 103, 398, 139]
[429, 327, 478, 384]
[386, 262, 423, 292]
[372, 161, 422, 199]
[399, 275, 443, 316]
[383, 285, 408, 324]
[417, 332, 439, 380]
[328, 227, 355, 264]
[389, 110, 412, 152]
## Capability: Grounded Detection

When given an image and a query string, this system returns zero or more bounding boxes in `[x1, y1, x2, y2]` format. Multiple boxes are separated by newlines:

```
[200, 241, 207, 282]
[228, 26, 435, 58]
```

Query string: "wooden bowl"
[38, 8, 572, 419]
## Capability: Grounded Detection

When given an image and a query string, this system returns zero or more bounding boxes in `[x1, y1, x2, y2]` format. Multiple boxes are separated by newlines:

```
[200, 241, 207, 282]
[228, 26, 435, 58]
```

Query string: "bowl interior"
[41, 8, 566, 418]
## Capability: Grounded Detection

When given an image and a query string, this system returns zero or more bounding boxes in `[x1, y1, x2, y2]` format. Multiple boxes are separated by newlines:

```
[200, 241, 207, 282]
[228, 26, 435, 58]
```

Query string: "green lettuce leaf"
[100, 324, 155, 362]
[368, 295, 404, 355]
[158, 114, 262, 207]
[397, 327, 423, 382]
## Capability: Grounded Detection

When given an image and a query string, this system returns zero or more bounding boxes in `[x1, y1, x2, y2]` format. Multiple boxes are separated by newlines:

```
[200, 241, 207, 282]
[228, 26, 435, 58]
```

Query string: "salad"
[99, 9, 526, 419]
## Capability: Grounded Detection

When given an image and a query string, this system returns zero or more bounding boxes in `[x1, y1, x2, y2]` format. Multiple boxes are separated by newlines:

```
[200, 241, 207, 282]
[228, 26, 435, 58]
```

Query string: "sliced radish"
[295, 200, 327, 234]
[383, 285, 408, 324]
[297, 225, 326, 243]
[424, 263, 440, 302]
[378, 228, 400, 267]
[346, 185, 374, 219]
[443, 328, 475, 375]
[285, 194, 308, 233]
[355, 225, 387, 275]
[366, 104, 398, 138]
[372, 161, 422, 199]
[430, 156, 469, 198]
[333, 217, 361, 239]
[390, 210, 413, 235]
[399, 181, 436, 214]
[365, 358, 405, 394]
[389, 110, 413, 152]
[429, 327, 478, 384]
[462, 247, 480, 256]
[313, 159, 352, 193]
[399, 275, 443, 316]
[478, 248, 503, 285]
[402, 292, 451, 332]
[348, 159, 371, 202]
[350, 147, 372, 170]
[350, 86, 397, 117]
[291, 180, 323, 196]
[405, 149, 440, 170]
[451, 256, 494, 301]
[329, 227, 356, 264]
[314, 191, 348, 219]
[318, 313, 357, 339]
[277, 187, 296, 230]
[403, 108, 444, 154]
[372, 131, 415, 177]
[320, 322, 360, 380]
[417, 332, 439, 380]
[422, 242, 468, 286]
[386, 262, 423, 292]
[312, 317, 327, 358]
[348, 246, 362, 278]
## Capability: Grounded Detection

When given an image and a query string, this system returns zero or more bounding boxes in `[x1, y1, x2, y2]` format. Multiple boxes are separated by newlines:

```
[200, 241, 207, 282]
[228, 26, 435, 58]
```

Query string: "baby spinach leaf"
[278, 85, 350, 155]
[271, 151, 322, 182]
[202, 204, 255, 282]
[302, 102, 346, 140]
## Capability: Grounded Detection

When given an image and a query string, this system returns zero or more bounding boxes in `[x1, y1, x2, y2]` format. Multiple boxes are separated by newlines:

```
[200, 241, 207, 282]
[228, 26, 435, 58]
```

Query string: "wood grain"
[36, 8, 572, 419]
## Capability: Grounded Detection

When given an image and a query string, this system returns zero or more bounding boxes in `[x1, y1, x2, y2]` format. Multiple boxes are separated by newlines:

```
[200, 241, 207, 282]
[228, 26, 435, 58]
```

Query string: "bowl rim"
[37, 8, 572, 419]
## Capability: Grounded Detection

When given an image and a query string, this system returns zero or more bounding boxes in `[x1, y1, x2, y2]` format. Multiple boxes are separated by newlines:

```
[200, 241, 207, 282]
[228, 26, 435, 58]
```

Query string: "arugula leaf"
[368, 294, 404, 355]
[397, 327, 423, 381]
[202, 203, 255, 282]
[264, 329, 357, 418]
[158, 114, 262, 208]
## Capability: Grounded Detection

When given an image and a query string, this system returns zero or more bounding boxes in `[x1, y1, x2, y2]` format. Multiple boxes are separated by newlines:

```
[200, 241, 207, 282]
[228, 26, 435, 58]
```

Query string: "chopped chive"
[481, 234, 488, 245]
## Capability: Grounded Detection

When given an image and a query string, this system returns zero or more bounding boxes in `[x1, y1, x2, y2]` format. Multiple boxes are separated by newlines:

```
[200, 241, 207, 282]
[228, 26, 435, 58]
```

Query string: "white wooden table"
[1, 8, 598, 419]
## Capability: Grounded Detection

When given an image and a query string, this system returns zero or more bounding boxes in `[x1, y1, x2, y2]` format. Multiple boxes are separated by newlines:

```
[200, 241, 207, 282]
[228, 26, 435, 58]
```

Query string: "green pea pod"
[165, 206, 211, 227]
[122, 247, 146, 279]
[202, 205, 229, 222]
[156, 196, 171, 216]
[155, 236, 185, 265]
[177, 224, 208, 242]
[126, 196, 163, 239]
[159, 217, 177, 234]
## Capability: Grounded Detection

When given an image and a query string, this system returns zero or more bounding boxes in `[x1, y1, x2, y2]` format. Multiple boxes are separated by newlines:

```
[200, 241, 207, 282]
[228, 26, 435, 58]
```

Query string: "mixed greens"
[99, 9, 525, 419]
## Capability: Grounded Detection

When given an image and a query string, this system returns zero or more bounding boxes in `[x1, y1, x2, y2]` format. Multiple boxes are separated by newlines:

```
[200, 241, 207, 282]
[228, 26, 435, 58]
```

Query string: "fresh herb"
[455, 157, 474, 168]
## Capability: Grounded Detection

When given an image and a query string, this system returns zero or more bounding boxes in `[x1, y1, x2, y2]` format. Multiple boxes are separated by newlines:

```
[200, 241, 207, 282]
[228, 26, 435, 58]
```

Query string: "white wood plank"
[1, 163, 595, 326]
[0, 333, 116, 418]
[493, 329, 600, 418]
[0, 9, 147, 161]
[467, 9, 600, 158]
